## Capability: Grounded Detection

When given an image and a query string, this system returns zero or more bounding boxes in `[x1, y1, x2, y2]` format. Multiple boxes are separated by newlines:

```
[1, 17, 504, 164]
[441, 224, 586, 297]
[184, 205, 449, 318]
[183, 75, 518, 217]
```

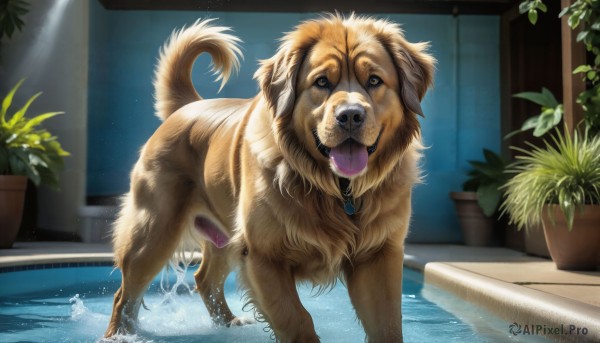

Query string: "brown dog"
[105, 14, 434, 342]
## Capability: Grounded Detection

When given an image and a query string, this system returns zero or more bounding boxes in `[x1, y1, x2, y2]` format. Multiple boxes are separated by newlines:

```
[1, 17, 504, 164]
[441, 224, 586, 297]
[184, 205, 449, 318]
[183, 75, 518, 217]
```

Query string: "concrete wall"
[0, 0, 89, 235]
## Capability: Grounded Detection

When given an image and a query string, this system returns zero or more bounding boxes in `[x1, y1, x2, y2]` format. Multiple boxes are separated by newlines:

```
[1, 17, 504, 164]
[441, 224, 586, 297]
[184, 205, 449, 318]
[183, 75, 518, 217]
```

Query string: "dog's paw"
[228, 316, 256, 327]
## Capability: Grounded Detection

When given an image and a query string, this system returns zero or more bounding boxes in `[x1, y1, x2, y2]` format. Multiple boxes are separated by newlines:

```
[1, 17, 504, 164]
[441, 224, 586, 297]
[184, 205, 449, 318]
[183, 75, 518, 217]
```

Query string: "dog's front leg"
[243, 251, 320, 343]
[345, 243, 404, 343]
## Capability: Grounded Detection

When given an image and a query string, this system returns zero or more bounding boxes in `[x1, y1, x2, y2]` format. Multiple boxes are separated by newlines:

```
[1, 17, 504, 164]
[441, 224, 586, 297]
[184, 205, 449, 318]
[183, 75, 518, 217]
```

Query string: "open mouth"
[312, 129, 382, 177]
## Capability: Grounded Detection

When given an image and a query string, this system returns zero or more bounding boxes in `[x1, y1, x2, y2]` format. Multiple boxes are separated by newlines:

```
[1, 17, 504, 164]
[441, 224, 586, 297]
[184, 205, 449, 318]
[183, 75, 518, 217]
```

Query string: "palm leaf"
[1, 79, 24, 125]
[18, 111, 63, 133]
[7, 92, 41, 129]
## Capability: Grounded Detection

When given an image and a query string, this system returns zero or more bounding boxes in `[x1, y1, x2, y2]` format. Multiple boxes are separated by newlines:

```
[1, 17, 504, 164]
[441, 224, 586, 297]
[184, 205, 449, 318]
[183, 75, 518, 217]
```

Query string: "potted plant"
[0, 80, 69, 248]
[450, 149, 509, 246]
[501, 129, 600, 270]
[510, 0, 600, 258]
[506, 88, 562, 257]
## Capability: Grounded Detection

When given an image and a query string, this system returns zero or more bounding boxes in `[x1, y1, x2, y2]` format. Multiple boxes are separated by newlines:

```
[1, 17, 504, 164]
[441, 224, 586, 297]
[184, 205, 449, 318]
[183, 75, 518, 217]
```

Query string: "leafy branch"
[518, 0, 600, 136]
[0, 0, 28, 39]
[519, 0, 548, 25]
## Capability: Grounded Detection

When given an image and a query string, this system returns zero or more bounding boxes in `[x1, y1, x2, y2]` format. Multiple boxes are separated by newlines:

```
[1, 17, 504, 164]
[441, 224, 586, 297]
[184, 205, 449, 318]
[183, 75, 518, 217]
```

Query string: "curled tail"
[153, 19, 242, 121]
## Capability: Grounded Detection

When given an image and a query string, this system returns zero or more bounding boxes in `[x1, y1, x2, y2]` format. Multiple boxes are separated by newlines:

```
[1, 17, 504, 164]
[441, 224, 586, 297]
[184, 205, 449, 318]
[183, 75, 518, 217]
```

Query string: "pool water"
[0, 265, 546, 342]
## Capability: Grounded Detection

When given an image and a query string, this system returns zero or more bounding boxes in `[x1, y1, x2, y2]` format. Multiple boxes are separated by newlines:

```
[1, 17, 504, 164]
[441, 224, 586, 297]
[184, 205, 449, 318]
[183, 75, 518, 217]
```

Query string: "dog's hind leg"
[194, 241, 235, 325]
[194, 224, 253, 327]
[105, 176, 193, 337]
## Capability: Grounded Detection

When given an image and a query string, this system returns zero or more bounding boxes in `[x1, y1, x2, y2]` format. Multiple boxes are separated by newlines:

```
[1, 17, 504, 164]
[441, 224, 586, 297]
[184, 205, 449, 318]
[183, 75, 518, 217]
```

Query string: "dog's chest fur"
[243, 170, 406, 285]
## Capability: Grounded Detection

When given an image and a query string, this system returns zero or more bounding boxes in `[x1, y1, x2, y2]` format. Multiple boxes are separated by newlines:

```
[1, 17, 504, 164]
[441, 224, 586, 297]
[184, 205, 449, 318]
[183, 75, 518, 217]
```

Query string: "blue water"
[0, 266, 546, 343]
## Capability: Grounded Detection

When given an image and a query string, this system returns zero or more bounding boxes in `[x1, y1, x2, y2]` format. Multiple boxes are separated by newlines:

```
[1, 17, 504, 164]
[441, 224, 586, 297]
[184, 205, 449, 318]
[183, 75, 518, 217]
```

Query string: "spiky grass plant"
[501, 129, 600, 231]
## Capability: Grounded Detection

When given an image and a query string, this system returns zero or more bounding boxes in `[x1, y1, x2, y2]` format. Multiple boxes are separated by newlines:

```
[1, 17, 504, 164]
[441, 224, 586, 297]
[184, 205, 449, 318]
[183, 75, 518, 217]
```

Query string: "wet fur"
[105, 14, 434, 342]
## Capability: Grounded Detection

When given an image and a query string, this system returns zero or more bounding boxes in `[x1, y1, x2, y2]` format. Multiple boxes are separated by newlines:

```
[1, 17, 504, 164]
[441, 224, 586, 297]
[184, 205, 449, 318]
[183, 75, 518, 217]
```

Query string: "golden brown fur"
[105, 14, 434, 343]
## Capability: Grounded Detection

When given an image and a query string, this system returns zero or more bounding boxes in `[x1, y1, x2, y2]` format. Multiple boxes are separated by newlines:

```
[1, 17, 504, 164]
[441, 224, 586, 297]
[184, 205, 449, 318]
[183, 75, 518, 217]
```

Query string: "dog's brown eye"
[368, 76, 383, 88]
[315, 76, 330, 89]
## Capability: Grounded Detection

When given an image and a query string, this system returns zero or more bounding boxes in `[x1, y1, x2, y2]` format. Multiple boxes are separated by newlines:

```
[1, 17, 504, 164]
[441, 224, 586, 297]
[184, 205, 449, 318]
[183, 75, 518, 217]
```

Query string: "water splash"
[159, 262, 196, 299]
[69, 294, 86, 319]
[70, 294, 151, 343]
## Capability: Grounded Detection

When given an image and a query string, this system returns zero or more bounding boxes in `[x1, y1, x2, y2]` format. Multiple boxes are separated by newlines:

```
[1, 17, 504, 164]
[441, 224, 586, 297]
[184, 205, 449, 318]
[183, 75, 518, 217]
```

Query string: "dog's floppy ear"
[377, 25, 435, 117]
[254, 29, 314, 117]
[254, 50, 297, 117]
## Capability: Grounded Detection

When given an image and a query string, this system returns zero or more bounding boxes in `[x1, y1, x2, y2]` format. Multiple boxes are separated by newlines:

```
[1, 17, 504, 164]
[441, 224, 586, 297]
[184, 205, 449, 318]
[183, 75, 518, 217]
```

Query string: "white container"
[78, 206, 117, 243]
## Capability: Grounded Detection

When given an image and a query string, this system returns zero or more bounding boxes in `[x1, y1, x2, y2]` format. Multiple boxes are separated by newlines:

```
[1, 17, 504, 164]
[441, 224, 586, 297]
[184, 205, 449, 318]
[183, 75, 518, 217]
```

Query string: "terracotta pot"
[523, 223, 550, 258]
[542, 205, 600, 271]
[0, 175, 28, 249]
[450, 191, 495, 246]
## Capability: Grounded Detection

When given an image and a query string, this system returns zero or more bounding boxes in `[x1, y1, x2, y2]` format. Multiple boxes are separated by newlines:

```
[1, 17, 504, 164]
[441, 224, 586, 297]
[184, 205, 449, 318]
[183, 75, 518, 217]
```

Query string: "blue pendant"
[344, 199, 356, 216]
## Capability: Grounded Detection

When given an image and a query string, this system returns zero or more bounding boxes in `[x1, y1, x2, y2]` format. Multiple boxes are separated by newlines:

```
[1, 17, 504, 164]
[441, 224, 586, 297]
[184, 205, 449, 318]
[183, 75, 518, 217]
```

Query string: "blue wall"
[88, 3, 500, 243]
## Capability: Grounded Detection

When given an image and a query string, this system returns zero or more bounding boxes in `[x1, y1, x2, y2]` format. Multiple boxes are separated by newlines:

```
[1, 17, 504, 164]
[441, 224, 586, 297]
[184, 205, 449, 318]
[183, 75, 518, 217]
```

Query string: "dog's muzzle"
[312, 129, 381, 158]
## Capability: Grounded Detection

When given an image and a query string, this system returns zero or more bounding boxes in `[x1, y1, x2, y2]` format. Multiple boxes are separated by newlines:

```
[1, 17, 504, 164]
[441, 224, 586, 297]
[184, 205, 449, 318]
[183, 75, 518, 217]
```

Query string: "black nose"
[336, 105, 366, 130]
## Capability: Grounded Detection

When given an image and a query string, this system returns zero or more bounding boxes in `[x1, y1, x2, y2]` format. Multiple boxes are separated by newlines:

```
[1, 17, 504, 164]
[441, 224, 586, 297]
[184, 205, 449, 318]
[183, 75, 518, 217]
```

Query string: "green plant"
[0, 79, 69, 188]
[501, 129, 600, 231]
[508, 87, 563, 138]
[519, 0, 548, 25]
[0, 0, 29, 39]
[519, 0, 600, 135]
[462, 149, 510, 217]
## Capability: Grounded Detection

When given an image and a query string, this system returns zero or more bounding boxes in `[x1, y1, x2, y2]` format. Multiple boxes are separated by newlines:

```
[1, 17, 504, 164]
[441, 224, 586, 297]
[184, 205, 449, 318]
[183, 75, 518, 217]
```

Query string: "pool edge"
[408, 258, 600, 343]
[0, 253, 114, 268]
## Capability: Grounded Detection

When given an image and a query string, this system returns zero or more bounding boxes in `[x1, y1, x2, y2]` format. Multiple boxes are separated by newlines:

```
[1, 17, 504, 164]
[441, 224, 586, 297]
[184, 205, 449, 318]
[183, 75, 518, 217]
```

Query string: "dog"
[104, 14, 434, 343]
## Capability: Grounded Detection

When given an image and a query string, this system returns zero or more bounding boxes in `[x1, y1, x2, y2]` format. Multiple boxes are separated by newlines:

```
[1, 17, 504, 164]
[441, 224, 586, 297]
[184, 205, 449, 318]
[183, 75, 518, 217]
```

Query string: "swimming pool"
[0, 264, 546, 342]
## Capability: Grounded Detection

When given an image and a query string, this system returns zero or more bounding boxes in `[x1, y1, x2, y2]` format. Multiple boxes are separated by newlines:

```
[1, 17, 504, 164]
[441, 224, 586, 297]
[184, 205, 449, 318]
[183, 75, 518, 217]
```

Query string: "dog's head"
[255, 14, 434, 190]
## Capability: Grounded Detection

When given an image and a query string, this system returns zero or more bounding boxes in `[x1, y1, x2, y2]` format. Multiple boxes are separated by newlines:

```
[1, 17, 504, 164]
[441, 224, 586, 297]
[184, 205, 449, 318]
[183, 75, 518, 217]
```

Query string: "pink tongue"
[329, 140, 368, 177]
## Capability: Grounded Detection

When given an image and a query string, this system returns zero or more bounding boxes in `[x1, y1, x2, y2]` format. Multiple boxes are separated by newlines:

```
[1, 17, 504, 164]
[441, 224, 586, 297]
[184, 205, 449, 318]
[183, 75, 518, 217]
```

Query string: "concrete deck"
[404, 245, 600, 343]
[1, 242, 599, 342]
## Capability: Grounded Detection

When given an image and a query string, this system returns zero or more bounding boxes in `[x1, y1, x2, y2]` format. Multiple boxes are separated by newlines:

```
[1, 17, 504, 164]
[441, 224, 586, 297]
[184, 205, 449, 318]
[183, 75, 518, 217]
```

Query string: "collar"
[338, 177, 359, 216]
